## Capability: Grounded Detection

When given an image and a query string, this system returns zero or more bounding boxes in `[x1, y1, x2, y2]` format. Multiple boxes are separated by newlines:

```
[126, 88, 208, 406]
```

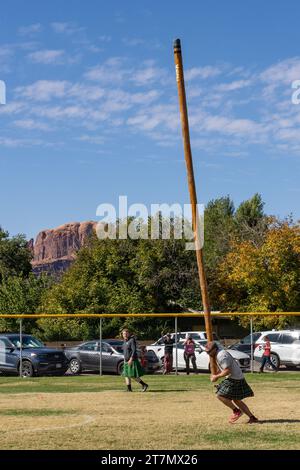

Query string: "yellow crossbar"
[0, 312, 299, 318]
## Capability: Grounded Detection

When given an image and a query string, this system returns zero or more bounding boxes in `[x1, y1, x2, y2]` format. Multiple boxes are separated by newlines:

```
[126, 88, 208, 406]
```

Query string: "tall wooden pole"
[173, 38, 217, 374]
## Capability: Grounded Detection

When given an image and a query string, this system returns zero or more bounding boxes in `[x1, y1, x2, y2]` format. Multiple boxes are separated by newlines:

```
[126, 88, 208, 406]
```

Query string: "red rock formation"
[32, 221, 97, 275]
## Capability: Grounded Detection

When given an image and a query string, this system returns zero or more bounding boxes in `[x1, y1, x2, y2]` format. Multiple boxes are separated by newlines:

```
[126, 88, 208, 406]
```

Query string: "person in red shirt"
[139, 345, 148, 369]
[259, 336, 278, 372]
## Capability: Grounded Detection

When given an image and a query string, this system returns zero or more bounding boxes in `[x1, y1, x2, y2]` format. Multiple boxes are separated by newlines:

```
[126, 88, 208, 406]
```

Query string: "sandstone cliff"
[32, 221, 97, 275]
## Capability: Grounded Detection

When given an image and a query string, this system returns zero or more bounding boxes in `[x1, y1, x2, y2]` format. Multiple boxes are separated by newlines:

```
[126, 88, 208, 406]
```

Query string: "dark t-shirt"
[163, 337, 175, 355]
[123, 336, 138, 361]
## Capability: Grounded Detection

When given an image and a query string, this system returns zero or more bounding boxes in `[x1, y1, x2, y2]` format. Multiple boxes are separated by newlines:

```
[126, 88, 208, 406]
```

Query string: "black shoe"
[141, 383, 148, 392]
[126, 385, 132, 392]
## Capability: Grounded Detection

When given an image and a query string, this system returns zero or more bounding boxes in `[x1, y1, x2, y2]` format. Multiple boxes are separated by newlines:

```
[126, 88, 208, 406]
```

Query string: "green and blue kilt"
[122, 359, 145, 378]
[216, 378, 254, 400]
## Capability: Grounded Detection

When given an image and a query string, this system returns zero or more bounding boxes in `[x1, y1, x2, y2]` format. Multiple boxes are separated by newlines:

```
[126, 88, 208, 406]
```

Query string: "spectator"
[259, 336, 277, 373]
[139, 345, 148, 370]
[162, 333, 175, 375]
[184, 335, 198, 375]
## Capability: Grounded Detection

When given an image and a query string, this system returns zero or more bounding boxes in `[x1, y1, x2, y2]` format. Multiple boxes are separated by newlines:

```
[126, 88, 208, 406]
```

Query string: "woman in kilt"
[205, 341, 258, 424]
[122, 329, 148, 392]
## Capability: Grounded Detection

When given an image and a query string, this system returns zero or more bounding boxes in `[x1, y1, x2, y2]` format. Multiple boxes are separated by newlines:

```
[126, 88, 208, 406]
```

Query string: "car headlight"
[30, 353, 37, 357]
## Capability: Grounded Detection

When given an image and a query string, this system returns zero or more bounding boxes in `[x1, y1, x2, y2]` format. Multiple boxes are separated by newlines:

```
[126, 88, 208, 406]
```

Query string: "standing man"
[122, 329, 148, 392]
[162, 333, 175, 375]
[205, 341, 259, 424]
[259, 336, 277, 373]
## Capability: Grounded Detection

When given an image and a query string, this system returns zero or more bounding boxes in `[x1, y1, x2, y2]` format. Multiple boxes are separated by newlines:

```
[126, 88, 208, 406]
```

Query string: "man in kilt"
[122, 329, 148, 392]
[205, 341, 258, 424]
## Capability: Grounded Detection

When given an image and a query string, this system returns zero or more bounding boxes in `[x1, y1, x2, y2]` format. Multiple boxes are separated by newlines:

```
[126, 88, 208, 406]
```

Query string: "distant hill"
[30, 221, 97, 276]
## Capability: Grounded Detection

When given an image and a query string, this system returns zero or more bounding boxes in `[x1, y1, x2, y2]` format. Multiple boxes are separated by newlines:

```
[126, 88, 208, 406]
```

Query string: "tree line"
[0, 193, 299, 340]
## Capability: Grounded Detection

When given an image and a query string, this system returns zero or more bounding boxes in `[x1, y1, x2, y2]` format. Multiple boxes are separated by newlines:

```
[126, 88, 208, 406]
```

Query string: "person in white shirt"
[205, 341, 258, 424]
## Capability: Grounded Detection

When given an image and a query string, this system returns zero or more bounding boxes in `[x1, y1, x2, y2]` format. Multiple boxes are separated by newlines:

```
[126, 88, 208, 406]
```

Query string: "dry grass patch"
[0, 374, 299, 450]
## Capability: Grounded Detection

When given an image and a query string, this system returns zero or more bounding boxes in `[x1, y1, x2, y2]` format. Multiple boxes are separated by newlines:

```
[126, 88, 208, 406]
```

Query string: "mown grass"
[0, 372, 299, 450]
[0, 371, 298, 394]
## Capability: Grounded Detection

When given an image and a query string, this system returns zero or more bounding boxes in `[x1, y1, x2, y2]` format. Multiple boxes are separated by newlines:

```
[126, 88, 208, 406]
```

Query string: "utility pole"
[173, 38, 217, 374]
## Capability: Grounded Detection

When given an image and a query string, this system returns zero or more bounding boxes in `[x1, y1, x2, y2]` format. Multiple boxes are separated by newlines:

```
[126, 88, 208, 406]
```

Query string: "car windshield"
[106, 341, 123, 353]
[9, 336, 44, 349]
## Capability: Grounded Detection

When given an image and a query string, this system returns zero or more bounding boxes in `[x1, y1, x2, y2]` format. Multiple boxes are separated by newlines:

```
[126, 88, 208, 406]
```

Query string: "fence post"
[250, 317, 254, 373]
[19, 318, 23, 378]
[99, 317, 102, 377]
[175, 316, 178, 375]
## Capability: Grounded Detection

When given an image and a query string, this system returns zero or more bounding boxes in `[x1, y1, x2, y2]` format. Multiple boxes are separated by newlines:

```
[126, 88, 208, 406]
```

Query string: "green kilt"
[122, 359, 145, 378]
[216, 378, 254, 400]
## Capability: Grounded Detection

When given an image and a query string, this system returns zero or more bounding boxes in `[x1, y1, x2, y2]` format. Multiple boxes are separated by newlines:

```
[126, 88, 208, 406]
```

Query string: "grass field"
[0, 372, 299, 450]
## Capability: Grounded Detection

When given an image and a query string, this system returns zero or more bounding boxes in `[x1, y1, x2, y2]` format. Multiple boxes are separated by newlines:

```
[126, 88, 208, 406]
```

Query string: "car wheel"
[69, 358, 82, 375]
[268, 353, 280, 370]
[20, 361, 34, 377]
[117, 361, 124, 376]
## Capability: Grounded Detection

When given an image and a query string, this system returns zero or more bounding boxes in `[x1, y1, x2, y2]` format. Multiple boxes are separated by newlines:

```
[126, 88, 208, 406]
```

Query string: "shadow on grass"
[259, 419, 300, 424]
[148, 389, 189, 393]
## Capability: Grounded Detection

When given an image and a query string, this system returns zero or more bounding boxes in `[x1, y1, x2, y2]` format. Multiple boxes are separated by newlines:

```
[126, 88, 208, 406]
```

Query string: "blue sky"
[1, 0, 300, 240]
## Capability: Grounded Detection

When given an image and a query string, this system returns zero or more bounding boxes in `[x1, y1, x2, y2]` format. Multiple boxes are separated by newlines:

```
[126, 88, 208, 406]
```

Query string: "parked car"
[105, 339, 161, 374]
[65, 339, 161, 375]
[0, 334, 69, 377]
[253, 330, 300, 369]
[228, 332, 262, 358]
[146, 340, 250, 372]
[153, 331, 220, 347]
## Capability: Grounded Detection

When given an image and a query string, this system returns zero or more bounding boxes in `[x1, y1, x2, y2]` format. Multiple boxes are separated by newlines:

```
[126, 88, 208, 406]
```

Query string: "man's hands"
[128, 358, 133, 366]
[210, 368, 230, 382]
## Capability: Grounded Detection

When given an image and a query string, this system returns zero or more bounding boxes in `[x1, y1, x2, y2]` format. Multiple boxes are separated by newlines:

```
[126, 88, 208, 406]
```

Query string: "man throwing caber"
[205, 341, 259, 424]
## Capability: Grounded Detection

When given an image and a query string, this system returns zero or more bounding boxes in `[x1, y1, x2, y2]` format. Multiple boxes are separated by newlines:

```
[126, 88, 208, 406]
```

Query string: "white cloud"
[122, 37, 145, 47]
[127, 104, 179, 132]
[0, 45, 14, 59]
[51, 22, 85, 35]
[30, 105, 87, 120]
[0, 136, 48, 147]
[85, 57, 130, 83]
[0, 45, 14, 72]
[78, 134, 105, 144]
[193, 113, 265, 141]
[98, 35, 112, 42]
[18, 23, 43, 36]
[261, 57, 300, 85]
[68, 83, 105, 101]
[16, 80, 69, 101]
[13, 119, 51, 131]
[131, 65, 167, 86]
[4, 51, 300, 156]
[218, 79, 252, 92]
[27, 49, 65, 64]
[0, 102, 25, 115]
[185, 66, 221, 81]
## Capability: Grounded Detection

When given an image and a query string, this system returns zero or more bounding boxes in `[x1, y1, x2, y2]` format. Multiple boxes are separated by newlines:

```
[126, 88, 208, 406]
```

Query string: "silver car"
[65, 339, 161, 375]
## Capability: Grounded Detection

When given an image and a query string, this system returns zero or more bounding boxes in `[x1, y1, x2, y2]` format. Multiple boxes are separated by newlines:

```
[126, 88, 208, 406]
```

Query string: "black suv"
[0, 334, 69, 377]
[228, 332, 262, 358]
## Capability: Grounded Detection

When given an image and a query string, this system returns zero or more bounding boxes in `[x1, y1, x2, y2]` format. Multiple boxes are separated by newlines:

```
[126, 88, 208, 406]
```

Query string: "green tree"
[0, 227, 32, 282]
[37, 222, 201, 339]
[216, 219, 300, 329]
[0, 274, 50, 333]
